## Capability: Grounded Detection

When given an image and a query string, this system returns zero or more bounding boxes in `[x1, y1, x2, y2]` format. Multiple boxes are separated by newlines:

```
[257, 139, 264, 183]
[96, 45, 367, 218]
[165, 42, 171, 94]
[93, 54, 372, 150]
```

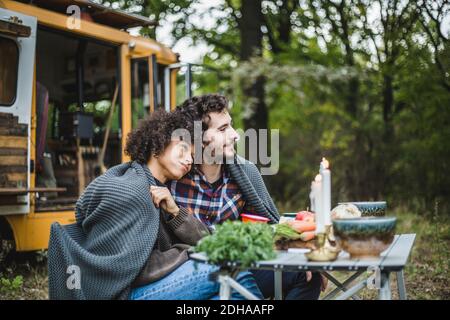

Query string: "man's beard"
[202, 143, 236, 165]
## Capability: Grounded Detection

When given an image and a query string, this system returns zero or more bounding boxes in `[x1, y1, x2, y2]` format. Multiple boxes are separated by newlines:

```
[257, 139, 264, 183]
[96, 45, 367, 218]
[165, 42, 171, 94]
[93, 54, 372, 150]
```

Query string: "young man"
[170, 94, 326, 300]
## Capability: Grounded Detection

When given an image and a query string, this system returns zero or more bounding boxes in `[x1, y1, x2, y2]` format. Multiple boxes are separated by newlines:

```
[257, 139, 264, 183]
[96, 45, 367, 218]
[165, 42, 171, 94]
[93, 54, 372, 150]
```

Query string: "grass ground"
[0, 208, 448, 300]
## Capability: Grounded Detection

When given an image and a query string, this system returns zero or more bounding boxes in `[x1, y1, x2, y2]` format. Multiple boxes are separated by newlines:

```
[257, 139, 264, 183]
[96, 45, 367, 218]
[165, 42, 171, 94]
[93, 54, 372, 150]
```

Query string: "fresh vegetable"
[287, 220, 316, 233]
[274, 223, 303, 241]
[194, 221, 276, 268]
[331, 204, 361, 220]
[274, 223, 316, 243]
[295, 211, 315, 222]
[299, 231, 316, 241]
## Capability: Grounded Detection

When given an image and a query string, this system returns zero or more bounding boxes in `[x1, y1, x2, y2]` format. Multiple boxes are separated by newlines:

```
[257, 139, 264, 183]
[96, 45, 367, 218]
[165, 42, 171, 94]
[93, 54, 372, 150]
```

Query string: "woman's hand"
[150, 186, 180, 216]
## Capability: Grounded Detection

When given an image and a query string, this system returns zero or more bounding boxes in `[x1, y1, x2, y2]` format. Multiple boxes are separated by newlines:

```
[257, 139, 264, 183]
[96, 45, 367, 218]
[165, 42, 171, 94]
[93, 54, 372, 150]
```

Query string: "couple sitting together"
[48, 94, 325, 300]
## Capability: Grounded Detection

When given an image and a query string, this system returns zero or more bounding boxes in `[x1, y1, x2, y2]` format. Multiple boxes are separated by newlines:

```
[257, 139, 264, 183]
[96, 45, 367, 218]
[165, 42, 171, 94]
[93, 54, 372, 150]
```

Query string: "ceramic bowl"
[332, 217, 396, 259]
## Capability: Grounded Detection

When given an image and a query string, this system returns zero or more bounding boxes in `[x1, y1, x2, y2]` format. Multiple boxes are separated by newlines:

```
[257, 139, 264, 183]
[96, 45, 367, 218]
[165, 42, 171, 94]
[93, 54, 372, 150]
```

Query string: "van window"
[156, 63, 165, 109]
[131, 58, 150, 128]
[0, 37, 19, 106]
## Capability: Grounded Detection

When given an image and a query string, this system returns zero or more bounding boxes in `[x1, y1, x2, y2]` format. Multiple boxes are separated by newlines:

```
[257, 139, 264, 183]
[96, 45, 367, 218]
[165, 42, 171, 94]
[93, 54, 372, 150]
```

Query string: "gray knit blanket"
[228, 155, 280, 224]
[48, 161, 159, 300]
[47, 156, 280, 300]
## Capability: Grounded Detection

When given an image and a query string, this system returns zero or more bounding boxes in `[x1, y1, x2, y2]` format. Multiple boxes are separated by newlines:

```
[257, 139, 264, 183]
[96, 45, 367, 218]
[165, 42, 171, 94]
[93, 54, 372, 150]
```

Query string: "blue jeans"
[129, 260, 263, 300]
[251, 269, 322, 300]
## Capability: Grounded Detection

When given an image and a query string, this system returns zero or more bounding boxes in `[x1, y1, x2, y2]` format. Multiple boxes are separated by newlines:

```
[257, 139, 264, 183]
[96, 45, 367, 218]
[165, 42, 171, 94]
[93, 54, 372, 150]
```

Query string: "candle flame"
[321, 157, 329, 169]
[314, 174, 322, 182]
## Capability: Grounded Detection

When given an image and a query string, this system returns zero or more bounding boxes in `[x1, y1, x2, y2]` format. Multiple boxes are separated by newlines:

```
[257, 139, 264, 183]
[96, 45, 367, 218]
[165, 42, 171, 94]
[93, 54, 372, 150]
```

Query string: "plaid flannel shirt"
[169, 167, 249, 229]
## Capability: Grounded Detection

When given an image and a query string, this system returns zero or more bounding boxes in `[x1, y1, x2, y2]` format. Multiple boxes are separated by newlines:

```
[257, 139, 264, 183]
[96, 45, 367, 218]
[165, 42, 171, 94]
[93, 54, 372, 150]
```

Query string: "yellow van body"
[0, 0, 180, 251]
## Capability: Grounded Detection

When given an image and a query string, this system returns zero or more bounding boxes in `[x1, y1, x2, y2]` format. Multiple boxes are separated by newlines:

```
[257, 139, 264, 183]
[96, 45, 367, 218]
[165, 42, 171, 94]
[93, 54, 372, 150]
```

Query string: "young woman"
[47, 108, 262, 300]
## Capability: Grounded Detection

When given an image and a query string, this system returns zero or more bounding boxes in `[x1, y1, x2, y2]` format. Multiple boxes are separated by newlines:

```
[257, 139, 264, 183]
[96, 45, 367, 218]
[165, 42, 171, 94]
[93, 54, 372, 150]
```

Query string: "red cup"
[240, 213, 270, 223]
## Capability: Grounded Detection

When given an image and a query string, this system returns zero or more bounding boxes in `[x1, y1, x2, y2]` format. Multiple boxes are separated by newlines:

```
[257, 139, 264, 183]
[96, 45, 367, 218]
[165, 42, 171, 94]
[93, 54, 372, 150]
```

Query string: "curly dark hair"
[125, 108, 195, 164]
[176, 94, 229, 130]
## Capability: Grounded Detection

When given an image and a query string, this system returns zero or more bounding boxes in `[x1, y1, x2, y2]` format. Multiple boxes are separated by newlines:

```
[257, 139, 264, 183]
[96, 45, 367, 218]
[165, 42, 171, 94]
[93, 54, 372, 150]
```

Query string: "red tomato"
[295, 212, 306, 220]
[296, 211, 315, 221]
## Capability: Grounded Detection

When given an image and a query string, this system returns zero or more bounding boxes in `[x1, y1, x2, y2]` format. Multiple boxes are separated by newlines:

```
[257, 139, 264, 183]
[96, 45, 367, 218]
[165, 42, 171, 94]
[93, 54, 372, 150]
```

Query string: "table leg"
[396, 270, 407, 300]
[378, 272, 392, 300]
[226, 276, 260, 300]
[274, 270, 283, 300]
[335, 279, 367, 300]
[218, 275, 231, 300]
[218, 274, 261, 300]
[322, 271, 364, 300]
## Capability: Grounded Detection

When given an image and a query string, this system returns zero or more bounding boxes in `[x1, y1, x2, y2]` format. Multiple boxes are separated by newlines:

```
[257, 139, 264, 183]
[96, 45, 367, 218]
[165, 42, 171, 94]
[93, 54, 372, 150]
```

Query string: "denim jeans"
[251, 269, 322, 300]
[129, 259, 263, 300]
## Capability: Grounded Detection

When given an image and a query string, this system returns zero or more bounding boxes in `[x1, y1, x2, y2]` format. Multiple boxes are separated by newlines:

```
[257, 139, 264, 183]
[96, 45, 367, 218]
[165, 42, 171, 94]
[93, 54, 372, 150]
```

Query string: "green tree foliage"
[98, 0, 450, 214]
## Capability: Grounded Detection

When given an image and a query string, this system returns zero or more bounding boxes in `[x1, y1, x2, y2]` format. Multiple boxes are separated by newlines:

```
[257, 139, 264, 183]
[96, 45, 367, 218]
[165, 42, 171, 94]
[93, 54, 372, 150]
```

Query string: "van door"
[0, 8, 37, 215]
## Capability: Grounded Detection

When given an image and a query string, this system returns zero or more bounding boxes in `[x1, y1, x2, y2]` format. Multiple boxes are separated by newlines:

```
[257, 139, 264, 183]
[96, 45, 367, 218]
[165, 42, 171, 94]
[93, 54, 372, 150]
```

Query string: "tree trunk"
[382, 74, 394, 126]
[240, 0, 263, 60]
[239, 0, 268, 131]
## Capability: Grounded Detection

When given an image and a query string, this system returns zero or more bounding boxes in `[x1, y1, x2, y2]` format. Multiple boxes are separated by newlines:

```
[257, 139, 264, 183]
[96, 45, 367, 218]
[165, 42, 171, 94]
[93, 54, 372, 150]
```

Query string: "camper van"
[0, 0, 191, 252]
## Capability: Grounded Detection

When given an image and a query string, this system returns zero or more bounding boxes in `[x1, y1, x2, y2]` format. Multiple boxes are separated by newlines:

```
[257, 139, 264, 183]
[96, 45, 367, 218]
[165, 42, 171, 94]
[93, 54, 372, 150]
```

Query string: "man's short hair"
[177, 94, 229, 130]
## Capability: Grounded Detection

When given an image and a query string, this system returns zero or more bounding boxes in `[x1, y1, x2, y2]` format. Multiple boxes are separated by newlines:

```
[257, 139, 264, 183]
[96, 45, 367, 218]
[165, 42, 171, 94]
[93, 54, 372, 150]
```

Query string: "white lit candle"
[313, 174, 325, 234]
[309, 181, 315, 212]
[320, 157, 331, 226]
